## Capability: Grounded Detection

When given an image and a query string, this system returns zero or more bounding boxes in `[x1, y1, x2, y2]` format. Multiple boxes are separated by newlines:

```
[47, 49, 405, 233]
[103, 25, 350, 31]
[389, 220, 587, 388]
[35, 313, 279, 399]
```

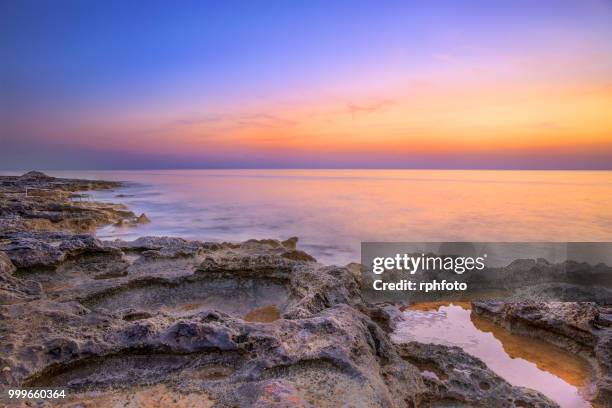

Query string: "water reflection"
[470, 315, 590, 389]
[392, 303, 593, 408]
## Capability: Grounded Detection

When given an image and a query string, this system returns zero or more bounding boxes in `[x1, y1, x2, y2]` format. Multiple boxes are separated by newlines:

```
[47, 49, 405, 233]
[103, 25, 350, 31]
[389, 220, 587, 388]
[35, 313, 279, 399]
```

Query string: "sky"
[1, 0, 612, 170]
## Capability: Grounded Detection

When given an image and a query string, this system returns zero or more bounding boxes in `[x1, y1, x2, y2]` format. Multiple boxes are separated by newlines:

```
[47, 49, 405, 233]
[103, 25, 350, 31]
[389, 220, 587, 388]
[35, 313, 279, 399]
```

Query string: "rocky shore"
[473, 300, 612, 407]
[0, 171, 153, 235]
[0, 172, 606, 407]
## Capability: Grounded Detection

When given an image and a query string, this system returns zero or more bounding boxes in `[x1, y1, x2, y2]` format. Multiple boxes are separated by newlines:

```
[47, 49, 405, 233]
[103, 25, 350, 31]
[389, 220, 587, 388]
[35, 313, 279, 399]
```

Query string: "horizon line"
[2, 167, 612, 173]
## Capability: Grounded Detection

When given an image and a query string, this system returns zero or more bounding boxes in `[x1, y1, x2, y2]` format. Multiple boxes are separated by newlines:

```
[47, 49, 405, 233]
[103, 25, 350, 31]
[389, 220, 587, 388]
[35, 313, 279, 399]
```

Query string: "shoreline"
[1, 171, 610, 407]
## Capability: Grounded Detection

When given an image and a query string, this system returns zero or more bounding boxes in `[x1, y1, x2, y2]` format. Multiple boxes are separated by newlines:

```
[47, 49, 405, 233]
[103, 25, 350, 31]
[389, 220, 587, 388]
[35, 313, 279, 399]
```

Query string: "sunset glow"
[2, 0, 612, 169]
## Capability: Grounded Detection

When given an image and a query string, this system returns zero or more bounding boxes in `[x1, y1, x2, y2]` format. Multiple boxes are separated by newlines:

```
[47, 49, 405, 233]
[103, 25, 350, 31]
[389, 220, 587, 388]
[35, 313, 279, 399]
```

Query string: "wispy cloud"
[236, 113, 297, 128]
[347, 99, 395, 117]
[168, 112, 297, 134]
[174, 114, 226, 126]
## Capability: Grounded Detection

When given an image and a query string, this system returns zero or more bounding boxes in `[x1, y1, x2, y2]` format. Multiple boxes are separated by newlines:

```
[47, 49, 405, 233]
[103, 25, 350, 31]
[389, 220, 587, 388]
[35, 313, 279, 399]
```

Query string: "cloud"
[347, 99, 395, 116]
[173, 112, 298, 130]
[174, 114, 226, 126]
[235, 113, 297, 128]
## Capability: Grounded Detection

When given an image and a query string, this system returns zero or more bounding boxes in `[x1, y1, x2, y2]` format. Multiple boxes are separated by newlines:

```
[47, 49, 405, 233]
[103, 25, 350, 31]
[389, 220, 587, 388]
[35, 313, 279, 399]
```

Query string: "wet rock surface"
[0, 172, 579, 407]
[397, 341, 558, 408]
[473, 300, 612, 407]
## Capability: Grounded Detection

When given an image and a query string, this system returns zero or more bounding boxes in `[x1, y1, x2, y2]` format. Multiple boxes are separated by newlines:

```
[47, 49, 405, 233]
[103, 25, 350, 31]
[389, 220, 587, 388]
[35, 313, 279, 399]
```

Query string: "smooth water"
[12, 169, 612, 265]
[393, 303, 593, 408]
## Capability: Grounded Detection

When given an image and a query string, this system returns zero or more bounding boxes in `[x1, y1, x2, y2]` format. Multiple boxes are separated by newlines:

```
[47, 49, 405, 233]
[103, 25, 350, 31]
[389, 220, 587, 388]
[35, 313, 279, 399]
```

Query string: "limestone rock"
[398, 341, 558, 407]
[473, 300, 612, 407]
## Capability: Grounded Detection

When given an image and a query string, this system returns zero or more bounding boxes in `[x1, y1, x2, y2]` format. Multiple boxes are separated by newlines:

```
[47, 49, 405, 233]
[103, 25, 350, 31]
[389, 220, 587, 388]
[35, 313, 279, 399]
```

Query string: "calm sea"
[8, 169, 612, 265]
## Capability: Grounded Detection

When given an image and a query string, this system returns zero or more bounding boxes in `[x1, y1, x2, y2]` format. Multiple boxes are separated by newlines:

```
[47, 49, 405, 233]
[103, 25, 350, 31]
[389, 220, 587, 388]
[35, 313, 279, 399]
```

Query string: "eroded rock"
[0, 250, 43, 304]
[398, 341, 558, 407]
[0, 171, 133, 234]
[473, 300, 612, 407]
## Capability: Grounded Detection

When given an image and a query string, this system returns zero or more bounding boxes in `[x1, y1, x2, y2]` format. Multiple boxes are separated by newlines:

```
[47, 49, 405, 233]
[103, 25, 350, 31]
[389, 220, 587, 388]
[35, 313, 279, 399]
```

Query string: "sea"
[6, 169, 610, 266]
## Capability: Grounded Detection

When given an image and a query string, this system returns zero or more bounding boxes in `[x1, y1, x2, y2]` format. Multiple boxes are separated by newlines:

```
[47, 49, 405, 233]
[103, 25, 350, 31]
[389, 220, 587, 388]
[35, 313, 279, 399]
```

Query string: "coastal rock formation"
[0, 235, 558, 408]
[0, 231, 123, 270]
[0, 251, 15, 275]
[114, 212, 151, 227]
[0, 173, 562, 407]
[0, 250, 43, 304]
[510, 282, 612, 304]
[5, 303, 427, 407]
[473, 300, 612, 407]
[16, 171, 56, 182]
[0, 171, 134, 233]
[1, 234, 425, 407]
[480, 259, 612, 296]
[397, 342, 558, 407]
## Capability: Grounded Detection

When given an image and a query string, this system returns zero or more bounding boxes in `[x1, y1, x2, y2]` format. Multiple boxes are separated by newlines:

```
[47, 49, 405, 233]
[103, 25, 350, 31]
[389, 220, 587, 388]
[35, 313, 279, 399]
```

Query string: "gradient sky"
[1, 0, 612, 169]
